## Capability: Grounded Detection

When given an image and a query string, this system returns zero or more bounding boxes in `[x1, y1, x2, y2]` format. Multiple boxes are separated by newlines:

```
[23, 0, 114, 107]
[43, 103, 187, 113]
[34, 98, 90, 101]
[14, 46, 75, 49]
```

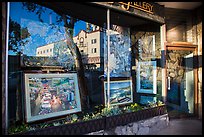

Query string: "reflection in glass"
[167, 50, 194, 114]
[104, 25, 131, 77]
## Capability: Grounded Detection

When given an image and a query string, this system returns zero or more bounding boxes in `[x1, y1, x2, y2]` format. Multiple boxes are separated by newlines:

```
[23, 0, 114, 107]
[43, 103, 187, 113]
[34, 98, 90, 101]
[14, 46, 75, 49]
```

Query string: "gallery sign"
[91, 2, 165, 23]
[108, 2, 154, 14]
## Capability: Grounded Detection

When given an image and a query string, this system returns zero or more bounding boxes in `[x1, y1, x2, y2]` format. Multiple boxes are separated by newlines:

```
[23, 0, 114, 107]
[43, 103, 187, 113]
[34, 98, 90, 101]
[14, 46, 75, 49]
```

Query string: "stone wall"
[86, 114, 169, 135]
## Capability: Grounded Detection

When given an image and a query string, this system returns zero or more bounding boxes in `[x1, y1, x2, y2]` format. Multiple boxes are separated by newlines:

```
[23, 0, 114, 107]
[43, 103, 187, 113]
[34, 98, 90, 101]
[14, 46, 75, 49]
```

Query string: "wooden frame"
[137, 61, 157, 94]
[24, 73, 81, 123]
[104, 79, 133, 106]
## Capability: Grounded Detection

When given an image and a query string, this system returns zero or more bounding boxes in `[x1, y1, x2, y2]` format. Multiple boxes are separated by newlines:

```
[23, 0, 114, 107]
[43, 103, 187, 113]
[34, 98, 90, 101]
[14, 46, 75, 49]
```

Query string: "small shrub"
[157, 100, 164, 106]
[91, 112, 103, 120]
[70, 114, 79, 123]
[82, 114, 92, 121]
[100, 105, 123, 117]
[123, 103, 142, 113]
[8, 123, 30, 134]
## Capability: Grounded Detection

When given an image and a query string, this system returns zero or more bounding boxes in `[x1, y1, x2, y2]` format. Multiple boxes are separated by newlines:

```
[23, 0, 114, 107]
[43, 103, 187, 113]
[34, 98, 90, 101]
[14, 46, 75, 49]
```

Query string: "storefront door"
[166, 44, 198, 117]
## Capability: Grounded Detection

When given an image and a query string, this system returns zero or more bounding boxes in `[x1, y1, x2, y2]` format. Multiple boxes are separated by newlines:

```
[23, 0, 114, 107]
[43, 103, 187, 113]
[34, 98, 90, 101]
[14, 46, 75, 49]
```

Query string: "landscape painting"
[104, 80, 133, 106]
[24, 73, 81, 122]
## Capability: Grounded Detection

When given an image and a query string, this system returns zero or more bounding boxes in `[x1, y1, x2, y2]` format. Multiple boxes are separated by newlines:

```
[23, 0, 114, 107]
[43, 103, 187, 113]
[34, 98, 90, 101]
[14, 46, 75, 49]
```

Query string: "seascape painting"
[24, 73, 81, 122]
[104, 80, 133, 106]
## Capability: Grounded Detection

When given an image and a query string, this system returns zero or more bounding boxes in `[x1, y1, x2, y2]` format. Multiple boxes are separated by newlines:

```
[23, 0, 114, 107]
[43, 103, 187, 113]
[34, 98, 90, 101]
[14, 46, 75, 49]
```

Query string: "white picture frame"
[24, 73, 81, 122]
[104, 80, 133, 106]
[137, 61, 157, 94]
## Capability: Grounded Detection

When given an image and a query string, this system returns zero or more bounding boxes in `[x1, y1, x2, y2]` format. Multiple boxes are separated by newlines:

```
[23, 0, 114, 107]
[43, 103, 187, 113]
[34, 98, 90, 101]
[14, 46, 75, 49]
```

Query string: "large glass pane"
[73, 22, 105, 108]
[167, 50, 194, 115]
[8, 2, 78, 124]
[8, 2, 106, 125]
[104, 25, 133, 107]
[132, 31, 162, 105]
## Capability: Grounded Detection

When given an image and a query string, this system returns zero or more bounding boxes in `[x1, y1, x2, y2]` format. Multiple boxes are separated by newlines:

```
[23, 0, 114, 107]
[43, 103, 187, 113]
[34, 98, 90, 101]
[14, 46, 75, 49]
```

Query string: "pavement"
[151, 117, 202, 135]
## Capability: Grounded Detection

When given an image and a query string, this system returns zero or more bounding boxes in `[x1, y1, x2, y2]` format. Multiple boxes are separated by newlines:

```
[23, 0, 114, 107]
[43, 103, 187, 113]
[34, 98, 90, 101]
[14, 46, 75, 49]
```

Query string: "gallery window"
[7, 2, 105, 125]
[6, 2, 163, 134]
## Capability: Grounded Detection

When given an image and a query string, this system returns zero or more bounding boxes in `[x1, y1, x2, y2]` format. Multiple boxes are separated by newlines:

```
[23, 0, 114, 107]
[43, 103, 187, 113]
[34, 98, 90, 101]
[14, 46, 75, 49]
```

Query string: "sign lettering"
[108, 2, 154, 14]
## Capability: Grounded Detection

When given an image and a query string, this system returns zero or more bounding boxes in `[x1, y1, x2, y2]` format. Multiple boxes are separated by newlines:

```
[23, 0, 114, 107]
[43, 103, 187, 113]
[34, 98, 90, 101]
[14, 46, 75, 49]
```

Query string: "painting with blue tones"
[104, 25, 131, 77]
[104, 80, 133, 106]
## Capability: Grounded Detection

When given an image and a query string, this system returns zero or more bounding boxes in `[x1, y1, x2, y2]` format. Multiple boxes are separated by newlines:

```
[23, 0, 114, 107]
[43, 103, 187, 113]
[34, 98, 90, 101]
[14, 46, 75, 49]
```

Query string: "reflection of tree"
[9, 18, 31, 55]
[22, 2, 88, 109]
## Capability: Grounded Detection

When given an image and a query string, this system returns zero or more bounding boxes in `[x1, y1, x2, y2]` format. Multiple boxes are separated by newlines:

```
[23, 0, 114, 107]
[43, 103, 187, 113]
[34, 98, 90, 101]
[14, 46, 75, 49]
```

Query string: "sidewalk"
[151, 118, 202, 135]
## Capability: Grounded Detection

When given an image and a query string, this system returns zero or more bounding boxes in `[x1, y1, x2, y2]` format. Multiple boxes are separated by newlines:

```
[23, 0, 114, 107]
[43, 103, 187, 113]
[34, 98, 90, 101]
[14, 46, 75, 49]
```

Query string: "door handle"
[167, 76, 171, 90]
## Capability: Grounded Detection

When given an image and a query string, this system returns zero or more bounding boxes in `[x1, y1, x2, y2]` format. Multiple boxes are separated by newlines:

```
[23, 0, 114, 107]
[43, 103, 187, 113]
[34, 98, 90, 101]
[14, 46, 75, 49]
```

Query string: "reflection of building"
[73, 25, 104, 70]
[36, 43, 55, 57]
[36, 27, 104, 70]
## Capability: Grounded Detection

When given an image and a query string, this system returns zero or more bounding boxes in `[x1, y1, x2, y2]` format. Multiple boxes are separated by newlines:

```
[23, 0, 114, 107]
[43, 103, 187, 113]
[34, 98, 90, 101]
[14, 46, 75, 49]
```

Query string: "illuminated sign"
[108, 2, 154, 14]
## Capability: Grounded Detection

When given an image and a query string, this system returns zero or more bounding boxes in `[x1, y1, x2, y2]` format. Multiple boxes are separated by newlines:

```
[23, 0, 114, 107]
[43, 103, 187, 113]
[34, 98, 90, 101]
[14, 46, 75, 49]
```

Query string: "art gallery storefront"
[2, 2, 201, 135]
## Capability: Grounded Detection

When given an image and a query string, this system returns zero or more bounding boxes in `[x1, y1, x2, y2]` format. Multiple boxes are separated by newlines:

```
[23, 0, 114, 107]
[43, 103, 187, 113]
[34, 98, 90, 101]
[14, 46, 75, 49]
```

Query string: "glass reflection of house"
[73, 24, 104, 70]
[36, 24, 104, 70]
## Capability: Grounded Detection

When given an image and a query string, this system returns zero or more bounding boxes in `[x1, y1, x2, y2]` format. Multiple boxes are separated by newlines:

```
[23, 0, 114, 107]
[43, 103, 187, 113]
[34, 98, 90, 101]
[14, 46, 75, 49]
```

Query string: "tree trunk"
[62, 14, 89, 110]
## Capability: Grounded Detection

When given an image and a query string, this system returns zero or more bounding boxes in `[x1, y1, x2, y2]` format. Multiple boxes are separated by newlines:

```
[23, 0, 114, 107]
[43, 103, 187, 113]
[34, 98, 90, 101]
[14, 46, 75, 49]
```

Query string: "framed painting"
[137, 61, 157, 94]
[104, 80, 133, 106]
[104, 25, 131, 77]
[24, 73, 81, 122]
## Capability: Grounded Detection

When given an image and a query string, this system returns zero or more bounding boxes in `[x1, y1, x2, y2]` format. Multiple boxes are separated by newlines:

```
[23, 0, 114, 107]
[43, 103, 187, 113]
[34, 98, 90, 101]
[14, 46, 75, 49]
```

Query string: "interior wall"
[165, 8, 190, 43]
